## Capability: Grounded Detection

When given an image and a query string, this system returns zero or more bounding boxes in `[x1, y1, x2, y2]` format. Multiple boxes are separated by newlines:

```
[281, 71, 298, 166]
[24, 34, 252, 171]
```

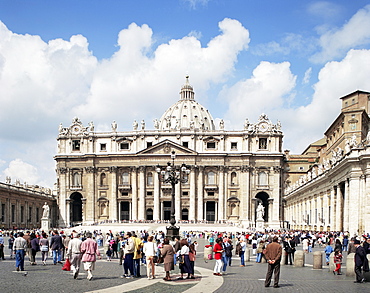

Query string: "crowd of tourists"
[0, 228, 369, 286]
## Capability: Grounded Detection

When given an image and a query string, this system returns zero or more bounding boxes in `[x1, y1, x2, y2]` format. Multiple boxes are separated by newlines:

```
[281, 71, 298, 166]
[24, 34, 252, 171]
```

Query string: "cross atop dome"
[180, 75, 195, 100]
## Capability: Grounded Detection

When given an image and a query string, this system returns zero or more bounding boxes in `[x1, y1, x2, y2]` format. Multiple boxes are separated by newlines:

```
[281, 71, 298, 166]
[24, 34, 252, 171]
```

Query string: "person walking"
[161, 238, 175, 281]
[256, 240, 265, 263]
[81, 232, 101, 281]
[122, 232, 135, 278]
[353, 239, 369, 283]
[67, 232, 82, 279]
[132, 232, 143, 278]
[8, 233, 15, 260]
[239, 238, 246, 267]
[324, 243, 334, 265]
[333, 248, 343, 275]
[39, 233, 49, 265]
[30, 233, 40, 265]
[264, 236, 282, 288]
[13, 232, 28, 271]
[213, 238, 223, 276]
[143, 235, 157, 279]
[50, 230, 64, 265]
[0, 233, 5, 260]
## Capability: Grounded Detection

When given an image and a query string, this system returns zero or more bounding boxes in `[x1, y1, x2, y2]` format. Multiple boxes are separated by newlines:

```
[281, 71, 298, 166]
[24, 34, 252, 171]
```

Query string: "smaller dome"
[159, 77, 215, 131]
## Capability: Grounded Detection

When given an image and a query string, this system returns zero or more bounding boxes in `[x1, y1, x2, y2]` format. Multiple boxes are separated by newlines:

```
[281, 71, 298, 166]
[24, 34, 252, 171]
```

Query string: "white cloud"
[311, 4, 370, 63]
[3, 159, 39, 185]
[303, 67, 312, 84]
[183, 0, 210, 10]
[223, 61, 296, 125]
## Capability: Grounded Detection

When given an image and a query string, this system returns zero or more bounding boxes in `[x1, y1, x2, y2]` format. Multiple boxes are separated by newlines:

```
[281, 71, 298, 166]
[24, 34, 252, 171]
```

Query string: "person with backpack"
[324, 243, 334, 265]
[222, 238, 233, 273]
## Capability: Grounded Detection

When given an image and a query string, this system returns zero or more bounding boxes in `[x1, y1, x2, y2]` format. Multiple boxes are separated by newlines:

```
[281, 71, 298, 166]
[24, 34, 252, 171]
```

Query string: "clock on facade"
[259, 122, 269, 132]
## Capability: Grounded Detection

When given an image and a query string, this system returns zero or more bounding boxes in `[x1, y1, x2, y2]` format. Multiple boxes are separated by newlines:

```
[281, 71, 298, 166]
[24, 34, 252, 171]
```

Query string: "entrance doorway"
[120, 201, 130, 221]
[181, 208, 189, 220]
[146, 208, 153, 220]
[163, 201, 171, 220]
[70, 192, 83, 223]
[206, 201, 215, 222]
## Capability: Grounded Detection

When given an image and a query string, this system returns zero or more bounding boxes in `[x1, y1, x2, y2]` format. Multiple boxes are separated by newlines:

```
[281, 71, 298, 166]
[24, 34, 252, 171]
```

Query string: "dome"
[159, 76, 215, 131]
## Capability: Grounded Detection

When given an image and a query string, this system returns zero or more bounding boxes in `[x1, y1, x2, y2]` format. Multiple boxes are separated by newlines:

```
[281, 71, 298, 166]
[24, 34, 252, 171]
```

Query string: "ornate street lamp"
[156, 151, 190, 239]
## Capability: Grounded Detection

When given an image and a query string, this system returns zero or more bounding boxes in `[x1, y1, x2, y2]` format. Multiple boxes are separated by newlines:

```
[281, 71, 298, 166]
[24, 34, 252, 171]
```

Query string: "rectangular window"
[72, 140, 80, 151]
[29, 207, 32, 223]
[121, 192, 129, 196]
[146, 191, 153, 196]
[1, 204, 5, 222]
[100, 143, 107, 151]
[120, 142, 129, 150]
[206, 142, 216, 149]
[36, 208, 39, 222]
[182, 142, 189, 148]
[182, 191, 189, 196]
[11, 205, 15, 222]
[231, 142, 237, 150]
[208, 192, 214, 196]
[146, 142, 153, 148]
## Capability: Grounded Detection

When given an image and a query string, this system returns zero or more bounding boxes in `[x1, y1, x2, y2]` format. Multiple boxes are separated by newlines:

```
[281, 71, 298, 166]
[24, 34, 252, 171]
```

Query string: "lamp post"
[156, 151, 190, 239]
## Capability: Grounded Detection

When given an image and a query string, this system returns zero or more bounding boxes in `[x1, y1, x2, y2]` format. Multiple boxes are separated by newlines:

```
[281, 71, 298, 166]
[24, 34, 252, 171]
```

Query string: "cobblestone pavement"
[0, 237, 369, 293]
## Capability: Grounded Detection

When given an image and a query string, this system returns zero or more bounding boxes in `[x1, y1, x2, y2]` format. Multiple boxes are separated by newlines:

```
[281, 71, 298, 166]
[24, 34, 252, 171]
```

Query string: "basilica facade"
[55, 77, 285, 228]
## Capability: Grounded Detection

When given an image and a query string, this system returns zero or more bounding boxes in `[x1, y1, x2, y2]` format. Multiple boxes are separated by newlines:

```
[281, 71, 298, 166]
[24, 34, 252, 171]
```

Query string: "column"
[189, 168, 196, 221]
[218, 166, 225, 221]
[348, 177, 360, 236]
[330, 187, 336, 230]
[343, 179, 350, 231]
[110, 167, 118, 221]
[240, 166, 250, 222]
[85, 166, 96, 223]
[335, 185, 343, 231]
[153, 171, 160, 221]
[58, 167, 68, 227]
[197, 167, 204, 221]
[175, 182, 181, 221]
[131, 167, 138, 220]
[138, 166, 146, 220]
[323, 191, 329, 229]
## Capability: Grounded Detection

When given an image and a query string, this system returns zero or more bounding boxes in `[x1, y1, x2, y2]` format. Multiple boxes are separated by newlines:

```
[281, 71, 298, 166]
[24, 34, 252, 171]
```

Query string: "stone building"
[55, 77, 285, 228]
[284, 90, 370, 235]
[0, 178, 57, 229]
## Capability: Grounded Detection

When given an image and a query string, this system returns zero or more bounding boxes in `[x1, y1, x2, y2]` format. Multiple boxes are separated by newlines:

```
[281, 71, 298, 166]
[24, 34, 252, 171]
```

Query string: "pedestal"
[41, 218, 50, 232]
[166, 225, 180, 240]
[256, 219, 265, 231]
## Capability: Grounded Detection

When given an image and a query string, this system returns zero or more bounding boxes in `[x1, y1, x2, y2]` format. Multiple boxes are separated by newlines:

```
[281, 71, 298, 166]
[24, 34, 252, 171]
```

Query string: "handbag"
[62, 258, 71, 271]
[176, 254, 184, 264]
[153, 256, 158, 263]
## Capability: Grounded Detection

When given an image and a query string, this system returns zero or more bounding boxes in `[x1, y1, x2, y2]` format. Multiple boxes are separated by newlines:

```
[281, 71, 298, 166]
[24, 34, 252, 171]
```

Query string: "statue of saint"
[153, 119, 159, 129]
[141, 120, 145, 130]
[133, 120, 138, 130]
[256, 202, 264, 220]
[89, 121, 95, 132]
[111, 120, 117, 132]
[42, 202, 49, 219]
[219, 119, 224, 130]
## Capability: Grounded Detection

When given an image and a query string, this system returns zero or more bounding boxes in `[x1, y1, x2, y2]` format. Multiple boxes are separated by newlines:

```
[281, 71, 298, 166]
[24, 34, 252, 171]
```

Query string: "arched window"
[208, 171, 215, 185]
[147, 172, 153, 185]
[258, 172, 267, 186]
[231, 172, 237, 185]
[100, 173, 107, 186]
[122, 172, 129, 185]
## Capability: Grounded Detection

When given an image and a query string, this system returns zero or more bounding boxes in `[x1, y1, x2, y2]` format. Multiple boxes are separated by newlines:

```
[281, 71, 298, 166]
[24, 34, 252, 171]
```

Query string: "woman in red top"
[213, 238, 223, 276]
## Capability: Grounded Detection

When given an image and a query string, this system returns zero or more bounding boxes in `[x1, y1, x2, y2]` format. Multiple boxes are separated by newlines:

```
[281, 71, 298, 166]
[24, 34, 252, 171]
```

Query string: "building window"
[120, 142, 129, 150]
[146, 191, 153, 196]
[259, 138, 267, 149]
[258, 172, 267, 185]
[182, 191, 189, 196]
[121, 192, 129, 196]
[72, 140, 80, 151]
[100, 143, 107, 151]
[208, 192, 215, 196]
[1, 204, 5, 222]
[20, 206, 24, 223]
[29, 207, 32, 223]
[231, 142, 237, 150]
[36, 208, 39, 222]
[182, 142, 189, 148]
[147, 172, 153, 185]
[122, 172, 129, 185]
[100, 173, 107, 186]
[11, 205, 15, 222]
[208, 171, 216, 185]
[231, 172, 237, 185]
[147, 142, 153, 148]
[206, 142, 216, 149]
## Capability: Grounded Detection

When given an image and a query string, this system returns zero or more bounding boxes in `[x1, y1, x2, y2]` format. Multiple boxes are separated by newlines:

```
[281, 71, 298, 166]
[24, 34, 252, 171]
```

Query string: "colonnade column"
[240, 166, 250, 224]
[153, 171, 160, 221]
[131, 167, 138, 220]
[109, 166, 118, 221]
[84, 166, 96, 223]
[323, 191, 329, 230]
[57, 167, 68, 227]
[343, 180, 350, 232]
[138, 166, 146, 220]
[189, 167, 196, 221]
[197, 167, 204, 221]
[348, 177, 360, 235]
[336, 185, 343, 231]
[330, 187, 336, 230]
[218, 166, 225, 221]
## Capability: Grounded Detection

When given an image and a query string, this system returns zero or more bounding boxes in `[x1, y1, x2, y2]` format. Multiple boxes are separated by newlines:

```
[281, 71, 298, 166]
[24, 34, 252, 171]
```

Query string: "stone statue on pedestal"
[256, 202, 265, 220]
[42, 202, 49, 219]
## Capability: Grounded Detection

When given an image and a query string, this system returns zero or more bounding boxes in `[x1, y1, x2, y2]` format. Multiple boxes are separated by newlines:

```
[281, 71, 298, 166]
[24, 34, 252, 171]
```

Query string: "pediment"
[137, 140, 197, 155]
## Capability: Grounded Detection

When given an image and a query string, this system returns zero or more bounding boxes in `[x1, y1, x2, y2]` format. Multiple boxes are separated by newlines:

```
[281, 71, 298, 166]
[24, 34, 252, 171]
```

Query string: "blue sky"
[1, 0, 370, 188]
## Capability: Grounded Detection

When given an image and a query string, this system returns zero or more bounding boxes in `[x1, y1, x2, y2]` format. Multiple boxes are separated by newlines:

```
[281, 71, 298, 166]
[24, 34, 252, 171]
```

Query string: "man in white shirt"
[67, 232, 82, 279]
